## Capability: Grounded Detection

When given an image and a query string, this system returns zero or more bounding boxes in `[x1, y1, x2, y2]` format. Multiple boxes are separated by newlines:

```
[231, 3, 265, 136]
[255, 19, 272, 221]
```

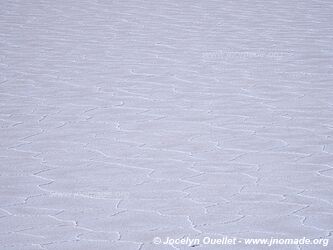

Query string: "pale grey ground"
[0, 0, 333, 249]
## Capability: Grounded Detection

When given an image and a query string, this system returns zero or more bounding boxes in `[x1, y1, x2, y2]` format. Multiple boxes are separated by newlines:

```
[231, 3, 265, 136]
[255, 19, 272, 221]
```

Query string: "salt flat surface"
[1, 0, 333, 249]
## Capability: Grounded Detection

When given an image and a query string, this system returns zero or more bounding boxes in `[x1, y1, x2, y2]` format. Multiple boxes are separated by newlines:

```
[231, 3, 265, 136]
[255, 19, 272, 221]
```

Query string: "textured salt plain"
[1, 0, 333, 249]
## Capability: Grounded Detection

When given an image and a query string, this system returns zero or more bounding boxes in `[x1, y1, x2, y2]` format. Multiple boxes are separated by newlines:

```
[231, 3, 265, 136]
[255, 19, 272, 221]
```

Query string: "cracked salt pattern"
[0, 0, 333, 249]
